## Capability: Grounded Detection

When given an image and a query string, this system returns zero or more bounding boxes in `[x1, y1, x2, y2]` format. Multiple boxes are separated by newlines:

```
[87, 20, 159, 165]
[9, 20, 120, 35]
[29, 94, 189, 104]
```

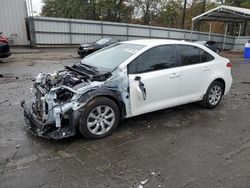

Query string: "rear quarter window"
[177, 45, 214, 66]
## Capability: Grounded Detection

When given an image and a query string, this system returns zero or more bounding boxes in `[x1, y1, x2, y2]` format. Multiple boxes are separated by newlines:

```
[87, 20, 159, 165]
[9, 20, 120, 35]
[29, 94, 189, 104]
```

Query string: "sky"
[27, 0, 43, 15]
[33, 0, 42, 14]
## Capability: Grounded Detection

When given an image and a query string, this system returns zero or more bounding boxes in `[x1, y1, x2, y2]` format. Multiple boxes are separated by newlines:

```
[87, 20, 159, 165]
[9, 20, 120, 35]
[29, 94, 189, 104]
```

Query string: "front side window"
[177, 45, 214, 66]
[128, 45, 177, 74]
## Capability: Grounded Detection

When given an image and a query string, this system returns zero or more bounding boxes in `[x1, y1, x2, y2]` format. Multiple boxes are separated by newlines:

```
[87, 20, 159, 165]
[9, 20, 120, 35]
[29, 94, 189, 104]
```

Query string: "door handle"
[170, 72, 180, 78]
[135, 76, 141, 81]
[203, 66, 210, 71]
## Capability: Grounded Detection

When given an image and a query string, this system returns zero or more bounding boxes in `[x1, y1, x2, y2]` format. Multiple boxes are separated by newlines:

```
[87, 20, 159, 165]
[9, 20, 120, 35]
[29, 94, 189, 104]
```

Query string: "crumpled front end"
[21, 100, 80, 139]
[21, 64, 130, 139]
[21, 70, 96, 139]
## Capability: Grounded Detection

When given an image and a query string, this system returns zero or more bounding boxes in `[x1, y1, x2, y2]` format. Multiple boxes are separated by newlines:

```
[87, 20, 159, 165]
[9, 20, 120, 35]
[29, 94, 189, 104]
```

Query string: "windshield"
[81, 43, 145, 71]
[95, 38, 111, 45]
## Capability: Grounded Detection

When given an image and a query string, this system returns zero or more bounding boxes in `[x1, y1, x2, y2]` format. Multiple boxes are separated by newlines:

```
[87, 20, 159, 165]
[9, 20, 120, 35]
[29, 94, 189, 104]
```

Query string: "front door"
[127, 45, 181, 117]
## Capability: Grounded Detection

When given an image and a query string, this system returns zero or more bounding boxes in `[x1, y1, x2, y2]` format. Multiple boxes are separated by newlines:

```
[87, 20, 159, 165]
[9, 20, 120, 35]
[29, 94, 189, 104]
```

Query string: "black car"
[77, 38, 120, 58]
[205, 41, 221, 53]
[0, 32, 11, 58]
[195, 40, 221, 53]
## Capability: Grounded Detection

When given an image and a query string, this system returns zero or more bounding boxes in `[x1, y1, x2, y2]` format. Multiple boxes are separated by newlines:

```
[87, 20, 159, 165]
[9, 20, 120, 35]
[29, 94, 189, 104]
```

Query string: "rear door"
[128, 45, 181, 116]
[176, 45, 216, 103]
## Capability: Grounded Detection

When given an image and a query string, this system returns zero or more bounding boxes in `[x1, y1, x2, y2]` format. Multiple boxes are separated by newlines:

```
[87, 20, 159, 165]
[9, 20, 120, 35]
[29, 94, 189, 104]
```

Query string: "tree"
[41, 0, 58, 17]
[202, 0, 206, 13]
[131, 0, 161, 24]
[40, 0, 249, 34]
[181, 0, 187, 28]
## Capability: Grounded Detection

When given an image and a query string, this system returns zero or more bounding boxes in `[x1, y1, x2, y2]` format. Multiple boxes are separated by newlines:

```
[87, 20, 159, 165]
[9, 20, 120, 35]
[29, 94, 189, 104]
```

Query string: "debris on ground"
[151, 172, 156, 176]
[119, 171, 124, 176]
[0, 100, 9, 105]
[140, 179, 149, 185]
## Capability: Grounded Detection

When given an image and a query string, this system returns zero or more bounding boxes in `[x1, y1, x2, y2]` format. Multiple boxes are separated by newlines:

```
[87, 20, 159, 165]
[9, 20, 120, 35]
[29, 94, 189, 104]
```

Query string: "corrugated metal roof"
[192, 5, 250, 23]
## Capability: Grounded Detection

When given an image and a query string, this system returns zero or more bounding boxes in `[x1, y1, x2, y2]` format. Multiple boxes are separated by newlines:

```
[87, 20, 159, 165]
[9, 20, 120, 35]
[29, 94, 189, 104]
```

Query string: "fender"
[77, 87, 127, 120]
[206, 74, 226, 93]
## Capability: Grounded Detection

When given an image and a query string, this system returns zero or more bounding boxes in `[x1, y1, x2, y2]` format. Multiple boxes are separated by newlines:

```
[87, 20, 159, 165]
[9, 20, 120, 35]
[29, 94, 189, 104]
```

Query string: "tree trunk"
[202, 0, 206, 13]
[181, 0, 187, 29]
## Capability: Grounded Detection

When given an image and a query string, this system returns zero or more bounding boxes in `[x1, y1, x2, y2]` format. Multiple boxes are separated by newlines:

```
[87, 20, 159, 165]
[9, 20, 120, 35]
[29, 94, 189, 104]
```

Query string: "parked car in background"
[77, 38, 120, 58]
[0, 32, 11, 58]
[195, 40, 221, 53]
[22, 39, 232, 140]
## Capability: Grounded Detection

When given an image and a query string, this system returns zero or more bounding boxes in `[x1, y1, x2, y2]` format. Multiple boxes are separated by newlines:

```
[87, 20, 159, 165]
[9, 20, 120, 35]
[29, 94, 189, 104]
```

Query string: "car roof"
[122, 39, 198, 47]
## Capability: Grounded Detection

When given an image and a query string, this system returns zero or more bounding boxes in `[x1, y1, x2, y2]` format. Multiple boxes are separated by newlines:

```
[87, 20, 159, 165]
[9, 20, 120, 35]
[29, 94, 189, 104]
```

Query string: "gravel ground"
[0, 49, 250, 188]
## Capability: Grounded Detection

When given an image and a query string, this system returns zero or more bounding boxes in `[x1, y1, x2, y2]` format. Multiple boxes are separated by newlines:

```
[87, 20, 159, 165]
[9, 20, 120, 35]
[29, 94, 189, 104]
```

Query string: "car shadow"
[27, 102, 208, 146]
[119, 102, 204, 129]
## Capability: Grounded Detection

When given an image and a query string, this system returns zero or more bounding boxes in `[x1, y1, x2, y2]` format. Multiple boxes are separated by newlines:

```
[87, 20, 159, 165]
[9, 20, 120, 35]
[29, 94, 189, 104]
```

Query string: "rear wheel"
[78, 97, 120, 139]
[202, 81, 224, 109]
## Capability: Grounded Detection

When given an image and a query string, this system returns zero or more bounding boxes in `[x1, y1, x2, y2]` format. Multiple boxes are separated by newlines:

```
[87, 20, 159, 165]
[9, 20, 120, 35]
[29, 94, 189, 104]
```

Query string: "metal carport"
[191, 5, 250, 49]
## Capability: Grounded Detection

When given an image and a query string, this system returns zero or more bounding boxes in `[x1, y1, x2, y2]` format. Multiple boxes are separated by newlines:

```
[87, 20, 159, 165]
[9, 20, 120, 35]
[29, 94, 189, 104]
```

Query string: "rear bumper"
[21, 100, 79, 139]
[224, 75, 233, 95]
[77, 49, 94, 57]
[0, 43, 11, 58]
[77, 49, 87, 57]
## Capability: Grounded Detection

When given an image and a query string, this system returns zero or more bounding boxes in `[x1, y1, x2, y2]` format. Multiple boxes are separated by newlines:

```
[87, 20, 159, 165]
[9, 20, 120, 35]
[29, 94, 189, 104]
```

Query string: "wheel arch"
[78, 89, 127, 120]
[210, 78, 226, 94]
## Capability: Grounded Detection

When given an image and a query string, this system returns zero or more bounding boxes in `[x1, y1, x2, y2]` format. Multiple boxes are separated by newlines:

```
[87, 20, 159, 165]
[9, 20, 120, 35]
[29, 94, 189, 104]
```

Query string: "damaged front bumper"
[21, 100, 80, 139]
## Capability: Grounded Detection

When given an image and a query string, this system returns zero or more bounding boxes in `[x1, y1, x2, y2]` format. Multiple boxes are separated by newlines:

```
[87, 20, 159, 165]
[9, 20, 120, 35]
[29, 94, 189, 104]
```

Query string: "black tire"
[78, 97, 120, 139]
[202, 81, 224, 109]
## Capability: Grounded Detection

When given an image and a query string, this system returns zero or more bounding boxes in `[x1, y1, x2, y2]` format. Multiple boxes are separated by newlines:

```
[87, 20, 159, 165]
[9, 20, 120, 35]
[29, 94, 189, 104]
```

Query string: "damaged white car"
[21, 40, 232, 139]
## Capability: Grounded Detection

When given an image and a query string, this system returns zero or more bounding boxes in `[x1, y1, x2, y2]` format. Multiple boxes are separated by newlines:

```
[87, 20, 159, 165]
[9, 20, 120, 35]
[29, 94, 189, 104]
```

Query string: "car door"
[176, 45, 215, 103]
[127, 45, 181, 117]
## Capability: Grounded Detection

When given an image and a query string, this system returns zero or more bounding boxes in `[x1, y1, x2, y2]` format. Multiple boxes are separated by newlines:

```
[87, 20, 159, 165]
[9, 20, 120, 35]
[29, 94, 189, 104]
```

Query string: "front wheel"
[78, 97, 120, 139]
[202, 81, 224, 109]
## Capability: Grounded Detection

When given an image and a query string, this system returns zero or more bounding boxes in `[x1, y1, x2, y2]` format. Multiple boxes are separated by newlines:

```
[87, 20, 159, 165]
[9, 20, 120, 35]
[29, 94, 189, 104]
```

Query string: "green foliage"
[41, 0, 250, 32]
[41, 0, 132, 22]
[240, 1, 250, 8]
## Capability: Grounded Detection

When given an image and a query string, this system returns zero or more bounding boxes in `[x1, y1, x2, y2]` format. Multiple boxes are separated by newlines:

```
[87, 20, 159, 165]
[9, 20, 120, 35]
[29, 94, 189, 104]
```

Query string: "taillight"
[227, 62, 232, 68]
[0, 34, 8, 43]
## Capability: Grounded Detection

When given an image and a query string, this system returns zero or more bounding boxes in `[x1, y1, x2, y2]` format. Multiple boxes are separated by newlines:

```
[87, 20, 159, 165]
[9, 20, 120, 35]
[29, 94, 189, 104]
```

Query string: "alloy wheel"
[86, 105, 115, 135]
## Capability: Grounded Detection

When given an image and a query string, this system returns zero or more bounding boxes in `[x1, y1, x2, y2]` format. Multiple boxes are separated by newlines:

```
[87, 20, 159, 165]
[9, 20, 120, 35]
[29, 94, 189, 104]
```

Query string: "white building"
[0, 0, 29, 45]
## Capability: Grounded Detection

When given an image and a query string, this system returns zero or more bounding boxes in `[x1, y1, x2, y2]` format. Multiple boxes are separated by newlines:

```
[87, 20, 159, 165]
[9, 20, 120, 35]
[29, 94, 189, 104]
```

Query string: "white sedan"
[21, 39, 232, 139]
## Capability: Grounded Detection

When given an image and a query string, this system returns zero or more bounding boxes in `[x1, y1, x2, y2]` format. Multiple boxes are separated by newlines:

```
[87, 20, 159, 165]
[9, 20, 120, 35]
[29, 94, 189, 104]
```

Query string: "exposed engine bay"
[21, 62, 130, 139]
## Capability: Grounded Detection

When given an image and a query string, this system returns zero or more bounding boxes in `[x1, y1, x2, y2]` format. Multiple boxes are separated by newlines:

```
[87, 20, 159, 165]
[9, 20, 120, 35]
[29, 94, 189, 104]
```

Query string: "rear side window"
[177, 45, 214, 66]
[128, 45, 177, 74]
